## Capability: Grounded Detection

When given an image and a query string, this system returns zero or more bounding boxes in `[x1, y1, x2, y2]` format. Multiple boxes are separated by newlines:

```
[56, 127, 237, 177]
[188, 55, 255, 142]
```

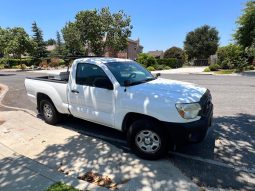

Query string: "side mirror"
[156, 73, 161, 78]
[124, 80, 131, 87]
[93, 78, 113, 90]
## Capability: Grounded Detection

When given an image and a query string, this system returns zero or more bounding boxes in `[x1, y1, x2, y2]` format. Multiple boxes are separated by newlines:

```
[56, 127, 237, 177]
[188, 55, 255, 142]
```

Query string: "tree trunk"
[19, 56, 23, 70]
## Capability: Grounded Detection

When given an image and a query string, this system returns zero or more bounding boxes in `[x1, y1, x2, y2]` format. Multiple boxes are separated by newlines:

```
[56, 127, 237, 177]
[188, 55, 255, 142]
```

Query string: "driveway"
[0, 71, 255, 190]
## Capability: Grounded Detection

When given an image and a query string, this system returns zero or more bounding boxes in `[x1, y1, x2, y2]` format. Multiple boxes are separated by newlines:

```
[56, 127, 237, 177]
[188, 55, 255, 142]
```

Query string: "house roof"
[46, 45, 57, 51]
[147, 50, 164, 57]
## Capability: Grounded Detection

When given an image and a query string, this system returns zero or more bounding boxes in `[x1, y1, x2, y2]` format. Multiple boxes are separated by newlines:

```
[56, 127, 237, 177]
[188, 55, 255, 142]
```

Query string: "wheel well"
[37, 93, 53, 113]
[122, 112, 160, 134]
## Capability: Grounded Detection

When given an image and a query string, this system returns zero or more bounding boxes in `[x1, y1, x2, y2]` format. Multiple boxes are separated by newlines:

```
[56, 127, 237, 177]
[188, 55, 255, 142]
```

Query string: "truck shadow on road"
[34, 113, 255, 190]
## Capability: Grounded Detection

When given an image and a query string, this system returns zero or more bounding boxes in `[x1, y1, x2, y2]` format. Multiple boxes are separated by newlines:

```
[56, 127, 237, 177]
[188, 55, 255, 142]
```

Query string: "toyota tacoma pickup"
[25, 57, 213, 159]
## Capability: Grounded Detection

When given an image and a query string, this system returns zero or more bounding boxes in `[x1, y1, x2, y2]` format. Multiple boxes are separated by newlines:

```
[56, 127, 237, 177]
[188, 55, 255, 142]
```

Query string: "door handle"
[71, 90, 79, 94]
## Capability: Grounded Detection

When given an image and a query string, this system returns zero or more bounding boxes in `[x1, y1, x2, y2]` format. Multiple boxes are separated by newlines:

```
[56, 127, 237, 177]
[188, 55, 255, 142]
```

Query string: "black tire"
[40, 99, 60, 125]
[127, 119, 169, 160]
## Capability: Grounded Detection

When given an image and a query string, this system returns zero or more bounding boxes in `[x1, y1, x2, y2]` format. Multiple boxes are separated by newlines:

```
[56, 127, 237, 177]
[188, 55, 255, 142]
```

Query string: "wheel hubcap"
[43, 104, 53, 119]
[135, 130, 161, 154]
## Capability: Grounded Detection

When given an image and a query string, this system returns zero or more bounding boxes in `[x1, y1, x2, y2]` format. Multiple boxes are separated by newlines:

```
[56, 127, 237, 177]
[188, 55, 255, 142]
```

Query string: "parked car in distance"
[25, 57, 213, 160]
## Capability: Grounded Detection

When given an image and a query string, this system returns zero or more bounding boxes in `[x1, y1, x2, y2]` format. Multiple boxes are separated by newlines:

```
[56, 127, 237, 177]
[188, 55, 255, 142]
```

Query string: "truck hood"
[130, 78, 207, 103]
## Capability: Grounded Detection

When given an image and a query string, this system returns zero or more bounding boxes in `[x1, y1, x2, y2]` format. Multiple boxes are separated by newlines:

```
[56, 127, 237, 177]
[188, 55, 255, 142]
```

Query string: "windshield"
[105, 61, 155, 86]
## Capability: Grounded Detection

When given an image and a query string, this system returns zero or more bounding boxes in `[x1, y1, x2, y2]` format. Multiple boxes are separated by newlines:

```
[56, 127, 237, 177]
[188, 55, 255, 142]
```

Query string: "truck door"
[68, 63, 115, 127]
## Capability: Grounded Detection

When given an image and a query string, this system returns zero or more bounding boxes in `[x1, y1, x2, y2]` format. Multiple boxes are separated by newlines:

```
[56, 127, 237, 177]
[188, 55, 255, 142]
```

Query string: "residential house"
[46, 45, 57, 52]
[45, 38, 143, 60]
[105, 38, 143, 60]
[147, 50, 164, 59]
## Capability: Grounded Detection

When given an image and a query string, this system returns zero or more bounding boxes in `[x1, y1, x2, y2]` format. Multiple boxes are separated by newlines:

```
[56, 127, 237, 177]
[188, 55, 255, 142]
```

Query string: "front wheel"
[40, 100, 60, 125]
[127, 119, 169, 160]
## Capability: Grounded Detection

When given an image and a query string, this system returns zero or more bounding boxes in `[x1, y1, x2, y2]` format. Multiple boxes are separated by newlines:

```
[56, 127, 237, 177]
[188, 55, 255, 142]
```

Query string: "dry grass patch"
[78, 171, 117, 190]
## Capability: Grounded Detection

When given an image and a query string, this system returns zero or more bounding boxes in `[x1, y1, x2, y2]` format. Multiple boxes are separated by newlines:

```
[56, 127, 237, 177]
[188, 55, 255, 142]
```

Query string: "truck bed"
[26, 71, 70, 83]
[26, 76, 68, 84]
[25, 75, 70, 114]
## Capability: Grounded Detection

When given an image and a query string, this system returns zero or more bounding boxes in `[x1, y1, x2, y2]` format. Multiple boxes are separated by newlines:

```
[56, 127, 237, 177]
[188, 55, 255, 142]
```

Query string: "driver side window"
[76, 63, 112, 89]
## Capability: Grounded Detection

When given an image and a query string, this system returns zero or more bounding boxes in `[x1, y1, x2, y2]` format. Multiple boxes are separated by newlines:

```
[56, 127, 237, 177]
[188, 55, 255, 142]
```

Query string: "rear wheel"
[127, 119, 169, 160]
[40, 100, 60, 125]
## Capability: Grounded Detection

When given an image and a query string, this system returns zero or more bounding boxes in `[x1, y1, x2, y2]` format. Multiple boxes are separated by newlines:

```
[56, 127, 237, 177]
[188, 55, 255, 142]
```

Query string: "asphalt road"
[0, 71, 255, 190]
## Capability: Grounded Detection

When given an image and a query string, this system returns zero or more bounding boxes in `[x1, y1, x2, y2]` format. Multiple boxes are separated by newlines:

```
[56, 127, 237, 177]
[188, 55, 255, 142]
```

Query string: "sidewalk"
[0, 110, 199, 191]
[0, 143, 105, 191]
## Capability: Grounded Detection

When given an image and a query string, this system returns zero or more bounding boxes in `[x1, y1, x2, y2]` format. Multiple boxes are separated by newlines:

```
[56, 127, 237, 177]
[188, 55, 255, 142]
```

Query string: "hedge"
[156, 58, 183, 68]
[0, 58, 67, 68]
[0, 58, 34, 67]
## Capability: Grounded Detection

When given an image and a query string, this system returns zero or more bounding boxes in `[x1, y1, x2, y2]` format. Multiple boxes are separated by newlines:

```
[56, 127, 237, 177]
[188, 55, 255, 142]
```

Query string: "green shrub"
[245, 65, 255, 70]
[163, 65, 171, 70]
[147, 66, 155, 71]
[46, 182, 78, 191]
[157, 58, 183, 68]
[0, 64, 4, 69]
[235, 68, 245, 73]
[59, 59, 66, 66]
[204, 67, 211, 72]
[209, 64, 220, 71]
[0, 58, 34, 68]
[153, 64, 165, 70]
[217, 44, 248, 70]
[12, 64, 27, 70]
[245, 44, 255, 65]
[137, 53, 157, 67]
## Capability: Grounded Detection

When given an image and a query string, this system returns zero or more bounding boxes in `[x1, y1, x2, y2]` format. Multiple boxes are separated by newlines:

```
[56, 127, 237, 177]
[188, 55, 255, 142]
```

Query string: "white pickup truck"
[25, 57, 213, 159]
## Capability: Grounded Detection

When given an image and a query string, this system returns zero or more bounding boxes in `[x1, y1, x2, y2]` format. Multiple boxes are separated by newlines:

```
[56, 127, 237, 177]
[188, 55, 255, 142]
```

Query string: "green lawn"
[45, 182, 79, 191]
[214, 69, 235, 74]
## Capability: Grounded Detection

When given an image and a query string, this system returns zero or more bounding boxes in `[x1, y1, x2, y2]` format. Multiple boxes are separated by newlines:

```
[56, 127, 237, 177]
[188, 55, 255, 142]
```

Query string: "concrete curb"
[0, 83, 37, 116]
[0, 83, 8, 103]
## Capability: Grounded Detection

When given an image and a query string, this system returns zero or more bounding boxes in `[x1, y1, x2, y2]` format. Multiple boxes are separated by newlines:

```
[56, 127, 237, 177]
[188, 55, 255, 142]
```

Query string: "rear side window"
[76, 63, 111, 87]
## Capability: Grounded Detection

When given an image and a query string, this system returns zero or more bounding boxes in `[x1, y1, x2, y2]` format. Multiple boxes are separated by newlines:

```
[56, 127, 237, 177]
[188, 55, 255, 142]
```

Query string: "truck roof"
[74, 57, 133, 65]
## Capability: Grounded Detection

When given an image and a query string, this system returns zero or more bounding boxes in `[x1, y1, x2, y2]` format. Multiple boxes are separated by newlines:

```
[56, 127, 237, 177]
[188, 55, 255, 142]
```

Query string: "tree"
[5, 27, 32, 67]
[184, 25, 219, 60]
[75, 9, 105, 56]
[0, 27, 8, 56]
[45, 38, 56, 45]
[62, 22, 84, 56]
[103, 8, 132, 56]
[74, 7, 132, 56]
[55, 31, 65, 56]
[31, 22, 47, 58]
[233, 1, 255, 48]
[164, 46, 184, 59]
[56, 31, 62, 47]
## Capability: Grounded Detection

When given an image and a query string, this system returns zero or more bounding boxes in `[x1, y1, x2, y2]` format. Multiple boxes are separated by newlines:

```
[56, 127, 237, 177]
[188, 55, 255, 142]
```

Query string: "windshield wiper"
[125, 77, 156, 86]
[144, 77, 156, 82]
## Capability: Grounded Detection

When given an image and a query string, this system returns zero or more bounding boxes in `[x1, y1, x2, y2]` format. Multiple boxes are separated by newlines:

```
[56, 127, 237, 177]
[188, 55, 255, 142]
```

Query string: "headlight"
[175, 103, 201, 119]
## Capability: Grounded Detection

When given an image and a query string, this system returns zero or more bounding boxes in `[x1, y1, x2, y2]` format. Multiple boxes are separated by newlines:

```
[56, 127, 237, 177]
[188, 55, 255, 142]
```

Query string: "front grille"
[199, 89, 212, 116]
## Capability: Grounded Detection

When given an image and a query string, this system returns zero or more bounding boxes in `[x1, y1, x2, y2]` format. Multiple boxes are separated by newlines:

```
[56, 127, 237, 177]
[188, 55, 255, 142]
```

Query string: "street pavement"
[0, 70, 255, 190]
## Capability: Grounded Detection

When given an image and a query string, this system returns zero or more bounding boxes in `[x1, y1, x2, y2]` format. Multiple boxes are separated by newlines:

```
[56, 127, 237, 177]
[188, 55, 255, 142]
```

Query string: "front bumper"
[162, 90, 213, 145]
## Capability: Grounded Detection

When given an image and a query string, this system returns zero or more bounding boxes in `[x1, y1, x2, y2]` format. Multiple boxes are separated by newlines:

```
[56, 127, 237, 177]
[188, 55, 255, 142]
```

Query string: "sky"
[0, 0, 247, 52]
